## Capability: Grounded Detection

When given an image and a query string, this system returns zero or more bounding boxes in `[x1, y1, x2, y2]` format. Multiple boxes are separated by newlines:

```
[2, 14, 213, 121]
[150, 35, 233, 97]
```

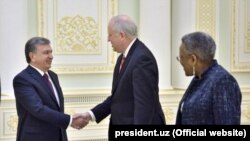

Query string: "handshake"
[71, 112, 91, 130]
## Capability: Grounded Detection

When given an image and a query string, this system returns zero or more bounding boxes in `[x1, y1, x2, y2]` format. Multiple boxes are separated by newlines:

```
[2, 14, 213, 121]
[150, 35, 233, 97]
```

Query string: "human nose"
[49, 52, 53, 59]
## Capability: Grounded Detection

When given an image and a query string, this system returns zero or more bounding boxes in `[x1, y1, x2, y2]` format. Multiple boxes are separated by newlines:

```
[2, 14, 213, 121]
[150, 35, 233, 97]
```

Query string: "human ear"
[29, 52, 36, 62]
[191, 54, 197, 65]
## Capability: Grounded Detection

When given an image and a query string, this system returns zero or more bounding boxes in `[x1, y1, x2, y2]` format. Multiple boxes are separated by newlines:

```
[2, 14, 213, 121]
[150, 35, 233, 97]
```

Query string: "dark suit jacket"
[175, 61, 241, 125]
[91, 39, 166, 126]
[13, 66, 70, 141]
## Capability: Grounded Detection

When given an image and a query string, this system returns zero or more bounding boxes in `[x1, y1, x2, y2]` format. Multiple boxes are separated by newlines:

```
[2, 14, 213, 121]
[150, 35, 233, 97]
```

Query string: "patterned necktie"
[119, 56, 126, 72]
[43, 73, 55, 97]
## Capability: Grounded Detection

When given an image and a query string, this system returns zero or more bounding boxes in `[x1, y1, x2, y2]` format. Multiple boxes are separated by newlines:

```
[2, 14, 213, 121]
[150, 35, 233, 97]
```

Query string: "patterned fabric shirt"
[176, 60, 242, 125]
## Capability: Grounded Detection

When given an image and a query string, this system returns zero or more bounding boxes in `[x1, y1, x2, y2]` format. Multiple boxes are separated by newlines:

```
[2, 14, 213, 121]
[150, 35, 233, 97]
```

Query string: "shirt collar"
[123, 38, 136, 58]
[29, 65, 47, 76]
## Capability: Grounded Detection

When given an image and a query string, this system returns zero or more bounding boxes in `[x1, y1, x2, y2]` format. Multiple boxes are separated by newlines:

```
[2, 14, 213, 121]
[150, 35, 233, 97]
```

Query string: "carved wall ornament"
[56, 15, 100, 54]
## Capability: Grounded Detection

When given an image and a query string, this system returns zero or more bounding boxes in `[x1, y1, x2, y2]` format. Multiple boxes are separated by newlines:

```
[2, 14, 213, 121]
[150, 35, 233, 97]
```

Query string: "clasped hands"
[71, 112, 91, 130]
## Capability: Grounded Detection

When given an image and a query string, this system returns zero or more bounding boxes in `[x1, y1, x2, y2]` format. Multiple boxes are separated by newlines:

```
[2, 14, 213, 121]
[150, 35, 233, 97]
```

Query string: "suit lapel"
[26, 66, 60, 109]
[120, 39, 139, 74]
[112, 54, 123, 89]
[111, 39, 139, 94]
[48, 71, 63, 110]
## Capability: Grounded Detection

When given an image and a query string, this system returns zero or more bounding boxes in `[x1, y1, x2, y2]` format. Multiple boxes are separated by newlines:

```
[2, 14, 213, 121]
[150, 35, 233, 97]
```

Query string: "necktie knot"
[43, 73, 49, 80]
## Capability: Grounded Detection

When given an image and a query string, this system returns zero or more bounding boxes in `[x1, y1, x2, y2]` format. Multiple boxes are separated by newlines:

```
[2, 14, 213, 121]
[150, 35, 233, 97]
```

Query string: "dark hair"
[181, 31, 216, 62]
[25, 37, 50, 63]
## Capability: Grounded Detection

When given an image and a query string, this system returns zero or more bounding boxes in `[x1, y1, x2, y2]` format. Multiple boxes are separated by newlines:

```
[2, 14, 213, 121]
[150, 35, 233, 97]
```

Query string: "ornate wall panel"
[37, 0, 118, 74]
[196, 0, 216, 39]
[231, 0, 250, 72]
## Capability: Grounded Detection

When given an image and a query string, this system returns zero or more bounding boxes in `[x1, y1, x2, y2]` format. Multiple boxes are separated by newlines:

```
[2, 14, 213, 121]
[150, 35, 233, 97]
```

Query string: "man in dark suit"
[13, 37, 87, 141]
[80, 14, 166, 138]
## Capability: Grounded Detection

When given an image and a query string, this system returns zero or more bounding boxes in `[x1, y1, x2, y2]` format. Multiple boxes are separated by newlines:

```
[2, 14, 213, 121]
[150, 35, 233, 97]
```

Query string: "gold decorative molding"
[56, 15, 100, 54]
[196, 0, 216, 39]
[246, 0, 250, 53]
[7, 114, 18, 132]
[247, 22, 250, 53]
[243, 106, 250, 120]
[231, 0, 250, 72]
[37, 0, 45, 36]
[164, 107, 174, 123]
[109, 0, 118, 16]
[37, 0, 118, 74]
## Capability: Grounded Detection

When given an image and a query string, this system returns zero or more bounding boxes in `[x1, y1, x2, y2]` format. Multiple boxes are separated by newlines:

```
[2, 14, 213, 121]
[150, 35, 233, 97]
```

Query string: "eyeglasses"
[176, 56, 180, 61]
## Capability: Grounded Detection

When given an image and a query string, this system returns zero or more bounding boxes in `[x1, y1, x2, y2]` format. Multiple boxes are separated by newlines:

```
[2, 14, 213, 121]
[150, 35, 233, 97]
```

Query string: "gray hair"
[25, 37, 50, 63]
[181, 31, 216, 62]
[109, 15, 137, 38]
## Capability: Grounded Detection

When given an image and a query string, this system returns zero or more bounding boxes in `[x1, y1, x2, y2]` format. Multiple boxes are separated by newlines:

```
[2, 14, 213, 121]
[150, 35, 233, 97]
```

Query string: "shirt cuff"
[68, 115, 73, 127]
[88, 110, 96, 121]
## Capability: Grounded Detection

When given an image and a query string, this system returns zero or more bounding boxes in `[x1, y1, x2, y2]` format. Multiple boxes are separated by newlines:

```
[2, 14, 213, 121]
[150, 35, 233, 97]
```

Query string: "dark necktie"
[43, 73, 55, 97]
[119, 56, 126, 72]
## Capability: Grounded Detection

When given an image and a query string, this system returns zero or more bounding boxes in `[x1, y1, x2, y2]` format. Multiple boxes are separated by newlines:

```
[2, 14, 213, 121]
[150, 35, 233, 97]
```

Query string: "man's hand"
[71, 112, 91, 129]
